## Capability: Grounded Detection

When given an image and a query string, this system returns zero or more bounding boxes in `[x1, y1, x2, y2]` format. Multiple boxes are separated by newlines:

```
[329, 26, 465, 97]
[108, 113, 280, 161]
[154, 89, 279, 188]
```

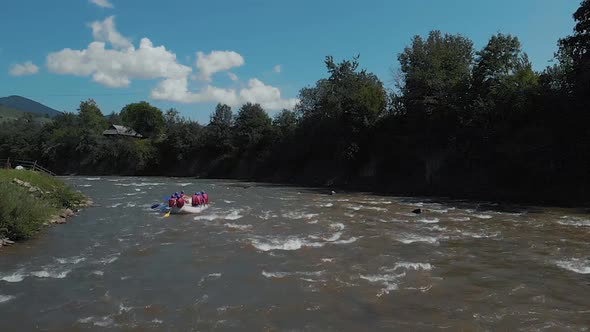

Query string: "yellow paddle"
[164, 209, 171, 217]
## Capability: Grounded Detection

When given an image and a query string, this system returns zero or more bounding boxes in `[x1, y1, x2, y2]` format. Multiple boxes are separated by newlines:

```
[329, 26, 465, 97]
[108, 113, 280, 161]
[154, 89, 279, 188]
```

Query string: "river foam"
[394, 233, 439, 245]
[194, 209, 244, 221]
[556, 259, 590, 274]
[0, 295, 16, 304]
[558, 217, 590, 227]
[252, 237, 324, 251]
[225, 223, 252, 230]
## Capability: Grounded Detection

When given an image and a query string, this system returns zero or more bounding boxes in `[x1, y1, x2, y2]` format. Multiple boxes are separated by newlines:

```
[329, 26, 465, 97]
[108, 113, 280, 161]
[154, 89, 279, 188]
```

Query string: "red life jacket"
[176, 197, 185, 208]
[203, 193, 209, 204]
[191, 195, 198, 206]
[168, 197, 176, 207]
[196, 195, 203, 205]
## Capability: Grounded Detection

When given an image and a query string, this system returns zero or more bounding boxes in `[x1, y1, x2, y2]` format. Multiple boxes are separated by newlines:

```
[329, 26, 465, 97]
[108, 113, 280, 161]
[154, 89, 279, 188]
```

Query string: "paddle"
[151, 203, 161, 209]
[164, 209, 171, 217]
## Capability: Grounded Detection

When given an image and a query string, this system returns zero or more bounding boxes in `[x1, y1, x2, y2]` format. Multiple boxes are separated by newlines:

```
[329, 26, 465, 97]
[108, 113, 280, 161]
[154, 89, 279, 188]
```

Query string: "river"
[1, 176, 589, 330]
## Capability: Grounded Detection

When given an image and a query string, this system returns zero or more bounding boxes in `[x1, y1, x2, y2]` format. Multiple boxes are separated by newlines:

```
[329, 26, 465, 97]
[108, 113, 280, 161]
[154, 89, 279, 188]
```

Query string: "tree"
[233, 103, 273, 154]
[78, 99, 108, 134]
[397, 31, 474, 116]
[558, 0, 590, 100]
[210, 103, 233, 127]
[202, 104, 234, 158]
[120, 101, 165, 138]
[471, 34, 539, 124]
[272, 109, 298, 139]
[107, 112, 122, 125]
[158, 108, 203, 172]
[295, 56, 387, 165]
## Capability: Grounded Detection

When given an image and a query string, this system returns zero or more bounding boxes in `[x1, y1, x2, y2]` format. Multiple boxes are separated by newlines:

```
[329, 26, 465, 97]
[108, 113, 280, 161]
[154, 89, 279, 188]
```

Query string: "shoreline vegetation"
[0, 169, 91, 247]
[1, 3, 590, 207]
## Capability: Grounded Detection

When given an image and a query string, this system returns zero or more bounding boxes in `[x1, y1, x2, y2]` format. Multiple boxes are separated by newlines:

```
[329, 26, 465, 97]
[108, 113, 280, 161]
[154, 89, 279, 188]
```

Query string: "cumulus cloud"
[90, 0, 113, 8]
[9, 61, 39, 76]
[239, 79, 297, 110]
[90, 16, 132, 49]
[227, 72, 239, 81]
[151, 77, 298, 110]
[196, 50, 244, 81]
[273, 64, 282, 73]
[46, 16, 296, 110]
[47, 19, 191, 88]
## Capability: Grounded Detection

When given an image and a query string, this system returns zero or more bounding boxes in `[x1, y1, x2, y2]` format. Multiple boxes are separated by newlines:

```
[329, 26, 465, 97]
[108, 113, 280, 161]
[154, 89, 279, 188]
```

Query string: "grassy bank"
[0, 169, 87, 241]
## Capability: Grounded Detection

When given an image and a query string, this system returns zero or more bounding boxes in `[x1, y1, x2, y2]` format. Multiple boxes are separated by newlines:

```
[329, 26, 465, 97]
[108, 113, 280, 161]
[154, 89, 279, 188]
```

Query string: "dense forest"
[2, 1, 590, 205]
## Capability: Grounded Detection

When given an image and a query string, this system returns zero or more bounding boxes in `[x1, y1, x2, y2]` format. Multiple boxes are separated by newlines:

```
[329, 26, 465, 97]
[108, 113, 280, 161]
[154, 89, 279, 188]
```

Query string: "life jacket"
[203, 193, 209, 204]
[168, 197, 176, 207]
[196, 194, 203, 205]
[176, 197, 185, 208]
[191, 195, 198, 206]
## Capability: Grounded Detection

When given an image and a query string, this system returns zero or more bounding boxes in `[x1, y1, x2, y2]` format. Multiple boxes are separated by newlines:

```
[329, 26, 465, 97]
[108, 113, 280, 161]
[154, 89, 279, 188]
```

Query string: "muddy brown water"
[1, 177, 589, 331]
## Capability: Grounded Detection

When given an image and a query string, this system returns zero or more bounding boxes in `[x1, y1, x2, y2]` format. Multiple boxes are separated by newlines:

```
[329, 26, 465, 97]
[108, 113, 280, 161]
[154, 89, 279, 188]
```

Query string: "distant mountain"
[0, 95, 62, 118]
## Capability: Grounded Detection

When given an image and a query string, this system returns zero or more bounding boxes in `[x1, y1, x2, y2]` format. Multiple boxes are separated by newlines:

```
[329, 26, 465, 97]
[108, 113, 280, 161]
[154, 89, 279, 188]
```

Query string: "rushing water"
[1, 177, 590, 330]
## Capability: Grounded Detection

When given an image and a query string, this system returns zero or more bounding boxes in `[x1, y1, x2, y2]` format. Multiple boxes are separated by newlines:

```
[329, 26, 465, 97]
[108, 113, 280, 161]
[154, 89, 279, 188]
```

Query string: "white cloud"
[196, 50, 244, 81]
[90, 16, 131, 49]
[47, 38, 192, 88]
[273, 64, 282, 73]
[151, 77, 298, 111]
[239, 79, 297, 109]
[90, 0, 113, 8]
[9, 61, 39, 76]
[227, 72, 239, 81]
[46, 16, 297, 110]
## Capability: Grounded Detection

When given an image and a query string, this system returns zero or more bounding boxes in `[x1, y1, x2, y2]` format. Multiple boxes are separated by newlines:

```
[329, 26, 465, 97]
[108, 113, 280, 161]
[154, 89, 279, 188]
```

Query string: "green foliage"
[78, 99, 108, 133]
[558, 0, 590, 102]
[0, 170, 86, 240]
[107, 112, 123, 125]
[203, 104, 234, 154]
[158, 109, 203, 172]
[398, 31, 473, 115]
[273, 109, 298, 139]
[0, 117, 44, 160]
[211, 103, 233, 127]
[233, 103, 273, 154]
[296, 55, 386, 166]
[0, 181, 50, 240]
[120, 101, 165, 138]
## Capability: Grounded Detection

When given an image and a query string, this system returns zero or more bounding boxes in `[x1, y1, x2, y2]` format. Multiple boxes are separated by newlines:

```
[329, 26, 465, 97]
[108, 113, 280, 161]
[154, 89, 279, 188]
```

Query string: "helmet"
[181, 191, 185, 194]
[174, 192, 179, 196]
[194, 192, 198, 195]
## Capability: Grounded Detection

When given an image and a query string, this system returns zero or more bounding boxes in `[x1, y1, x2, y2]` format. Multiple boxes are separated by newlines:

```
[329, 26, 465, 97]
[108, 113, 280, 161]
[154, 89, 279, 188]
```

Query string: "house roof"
[103, 124, 143, 138]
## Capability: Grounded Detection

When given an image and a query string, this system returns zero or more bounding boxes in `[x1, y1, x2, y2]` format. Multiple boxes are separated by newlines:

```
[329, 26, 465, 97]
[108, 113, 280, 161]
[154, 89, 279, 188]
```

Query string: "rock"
[55, 217, 67, 224]
[412, 208, 422, 214]
[0, 238, 15, 246]
[58, 209, 74, 218]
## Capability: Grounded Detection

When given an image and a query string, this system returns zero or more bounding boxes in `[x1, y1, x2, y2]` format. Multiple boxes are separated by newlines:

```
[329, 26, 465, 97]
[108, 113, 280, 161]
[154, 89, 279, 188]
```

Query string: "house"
[102, 124, 143, 138]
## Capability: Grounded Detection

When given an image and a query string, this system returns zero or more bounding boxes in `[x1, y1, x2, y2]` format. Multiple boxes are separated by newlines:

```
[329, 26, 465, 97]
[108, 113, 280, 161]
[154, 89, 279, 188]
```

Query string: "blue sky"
[0, 0, 581, 123]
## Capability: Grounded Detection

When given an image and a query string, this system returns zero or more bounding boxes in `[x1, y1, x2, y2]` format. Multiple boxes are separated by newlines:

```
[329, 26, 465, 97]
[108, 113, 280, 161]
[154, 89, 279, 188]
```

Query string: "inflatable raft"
[168, 204, 209, 215]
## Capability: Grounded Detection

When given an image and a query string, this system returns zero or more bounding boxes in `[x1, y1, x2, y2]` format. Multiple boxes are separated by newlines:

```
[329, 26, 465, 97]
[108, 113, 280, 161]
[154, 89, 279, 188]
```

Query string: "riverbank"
[0, 169, 90, 247]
